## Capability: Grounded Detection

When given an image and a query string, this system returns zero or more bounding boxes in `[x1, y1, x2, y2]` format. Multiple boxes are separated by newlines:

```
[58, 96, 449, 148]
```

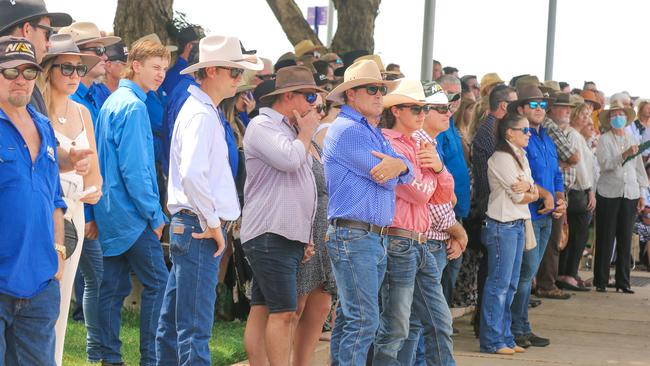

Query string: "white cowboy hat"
[58, 22, 121, 47]
[326, 59, 400, 104]
[180, 35, 263, 75]
[383, 79, 429, 108]
[134, 33, 177, 53]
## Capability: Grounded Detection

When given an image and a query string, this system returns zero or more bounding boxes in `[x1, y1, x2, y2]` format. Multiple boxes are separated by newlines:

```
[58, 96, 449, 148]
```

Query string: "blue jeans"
[156, 212, 225, 366]
[0, 280, 60, 365]
[99, 227, 168, 365]
[326, 225, 387, 366]
[441, 255, 461, 306]
[479, 218, 525, 353]
[401, 240, 455, 366]
[511, 215, 552, 336]
[77, 238, 104, 362]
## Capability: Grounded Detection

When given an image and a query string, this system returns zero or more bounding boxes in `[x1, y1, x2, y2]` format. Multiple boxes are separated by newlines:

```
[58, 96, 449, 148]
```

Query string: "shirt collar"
[119, 79, 147, 102]
[187, 84, 219, 112]
[340, 104, 368, 124]
[1, 104, 50, 135]
[75, 82, 91, 98]
[260, 106, 290, 125]
[383, 128, 416, 143]
[175, 57, 188, 69]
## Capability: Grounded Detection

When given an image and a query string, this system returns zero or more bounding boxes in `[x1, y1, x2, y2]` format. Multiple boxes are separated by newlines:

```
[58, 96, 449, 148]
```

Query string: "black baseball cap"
[0, 36, 41, 70]
[105, 41, 128, 62]
[0, 0, 72, 35]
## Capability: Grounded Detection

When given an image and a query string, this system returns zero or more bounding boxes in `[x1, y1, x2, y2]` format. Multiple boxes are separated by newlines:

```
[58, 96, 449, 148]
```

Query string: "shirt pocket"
[0, 146, 19, 188]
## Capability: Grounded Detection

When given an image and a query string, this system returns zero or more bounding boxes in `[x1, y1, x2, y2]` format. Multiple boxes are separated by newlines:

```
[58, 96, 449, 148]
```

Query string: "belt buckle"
[417, 232, 424, 244]
[380, 226, 388, 236]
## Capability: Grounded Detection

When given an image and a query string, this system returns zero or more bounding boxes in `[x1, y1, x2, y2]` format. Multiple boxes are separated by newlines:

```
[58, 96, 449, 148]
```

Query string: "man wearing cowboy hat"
[239, 65, 323, 366]
[509, 84, 566, 349]
[0, 36, 67, 365]
[93, 38, 171, 366]
[323, 59, 413, 366]
[156, 35, 262, 366]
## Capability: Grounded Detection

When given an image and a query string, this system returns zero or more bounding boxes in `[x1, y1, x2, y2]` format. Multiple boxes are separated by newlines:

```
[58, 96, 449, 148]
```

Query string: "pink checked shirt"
[382, 129, 437, 233]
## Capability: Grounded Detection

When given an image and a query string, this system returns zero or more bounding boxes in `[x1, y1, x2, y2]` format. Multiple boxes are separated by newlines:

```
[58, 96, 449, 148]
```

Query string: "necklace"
[56, 100, 69, 125]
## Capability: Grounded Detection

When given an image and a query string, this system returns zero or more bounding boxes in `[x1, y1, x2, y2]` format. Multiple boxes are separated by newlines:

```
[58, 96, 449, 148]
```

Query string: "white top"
[625, 120, 650, 157]
[486, 143, 534, 223]
[167, 85, 240, 229]
[565, 126, 594, 191]
[596, 130, 649, 199]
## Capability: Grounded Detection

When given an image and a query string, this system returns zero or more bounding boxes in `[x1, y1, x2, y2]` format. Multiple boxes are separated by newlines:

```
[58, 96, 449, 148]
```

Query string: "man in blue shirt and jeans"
[510, 85, 567, 349]
[93, 39, 171, 366]
[324, 59, 412, 366]
[0, 36, 67, 366]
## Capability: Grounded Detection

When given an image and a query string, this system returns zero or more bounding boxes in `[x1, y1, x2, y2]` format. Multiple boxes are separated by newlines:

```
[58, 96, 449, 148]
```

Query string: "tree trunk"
[113, 0, 174, 47]
[265, 0, 323, 47]
[330, 0, 380, 54]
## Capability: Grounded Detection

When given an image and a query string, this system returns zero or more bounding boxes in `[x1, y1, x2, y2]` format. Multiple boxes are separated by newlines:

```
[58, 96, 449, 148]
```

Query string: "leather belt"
[179, 209, 229, 228]
[386, 227, 427, 244]
[330, 218, 388, 236]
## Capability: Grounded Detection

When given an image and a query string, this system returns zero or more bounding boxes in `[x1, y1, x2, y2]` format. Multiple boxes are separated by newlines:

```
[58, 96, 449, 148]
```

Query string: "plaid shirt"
[470, 114, 497, 219]
[543, 118, 577, 190]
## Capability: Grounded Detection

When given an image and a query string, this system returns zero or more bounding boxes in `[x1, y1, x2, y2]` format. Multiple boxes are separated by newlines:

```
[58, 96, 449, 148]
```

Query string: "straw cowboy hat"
[294, 39, 327, 58]
[383, 79, 429, 108]
[58, 22, 120, 47]
[41, 33, 100, 70]
[355, 54, 402, 78]
[261, 65, 326, 102]
[540, 80, 561, 96]
[327, 59, 400, 104]
[599, 100, 636, 130]
[134, 33, 177, 52]
[180, 35, 264, 75]
[479, 72, 504, 97]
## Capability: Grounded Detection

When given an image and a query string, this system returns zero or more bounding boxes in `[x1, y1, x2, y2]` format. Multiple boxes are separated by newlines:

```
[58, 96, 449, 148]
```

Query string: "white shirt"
[167, 85, 240, 229]
[626, 120, 650, 157]
[565, 126, 594, 191]
[596, 130, 649, 200]
[486, 144, 534, 223]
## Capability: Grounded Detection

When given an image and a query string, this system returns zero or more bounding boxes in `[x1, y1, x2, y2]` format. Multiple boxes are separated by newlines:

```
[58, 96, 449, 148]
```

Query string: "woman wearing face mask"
[37, 33, 103, 366]
[593, 101, 649, 293]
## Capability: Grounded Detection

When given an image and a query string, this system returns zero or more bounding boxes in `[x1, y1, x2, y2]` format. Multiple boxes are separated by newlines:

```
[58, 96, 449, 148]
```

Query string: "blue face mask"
[611, 115, 627, 129]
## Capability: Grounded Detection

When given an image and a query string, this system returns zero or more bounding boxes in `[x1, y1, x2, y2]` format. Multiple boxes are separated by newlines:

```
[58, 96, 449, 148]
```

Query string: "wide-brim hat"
[383, 79, 429, 108]
[41, 34, 100, 70]
[515, 75, 544, 93]
[540, 80, 561, 95]
[327, 59, 400, 104]
[508, 84, 551, 112]
[581, 90, 602, 110]
[550, 92, 573, 107]
[599, 100, 636, 130]
[333, 49, 369, 77]
[294, 39, 327, 58]
[479, 72, 504, 96]
[58, 22, 120, 48]
[0, 36, 42, 70]
[181, 35, 264, 75]
[261, 65, 326, 101]
[134, 33, 177, 52]
[236, 69, 257, 94]
[0, 0, 72, 34]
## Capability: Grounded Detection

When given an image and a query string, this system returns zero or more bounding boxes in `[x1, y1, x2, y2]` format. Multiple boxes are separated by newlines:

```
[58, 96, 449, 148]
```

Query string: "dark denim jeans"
[479, 218, 525, 353]
[0, 280, 60, 366]
[326, 225, 387, 366]
[401, 240, 455, 366]
[441, 255, 461, 306]
[511, 215, 552, 336]
[99, 227, 168, 366]
[156, 212, 226, 366]
[77, 238, 104, 362]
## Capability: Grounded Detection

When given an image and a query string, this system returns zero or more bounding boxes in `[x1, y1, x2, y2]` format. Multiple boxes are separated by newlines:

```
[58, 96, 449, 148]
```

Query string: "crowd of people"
[1, 1, 649, 366]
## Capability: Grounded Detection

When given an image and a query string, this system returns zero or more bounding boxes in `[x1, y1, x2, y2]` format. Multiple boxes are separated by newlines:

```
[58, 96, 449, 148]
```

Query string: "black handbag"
[567, 189, 589, 214]
[63, 219, 78, 260]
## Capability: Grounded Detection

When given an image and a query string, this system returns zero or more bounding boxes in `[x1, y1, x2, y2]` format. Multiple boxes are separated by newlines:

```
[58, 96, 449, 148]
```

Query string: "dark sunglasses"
[0, 67, 40, 81]
[354, 85, 388, 96]
[53, 63, 88, 77]
[398, 104, 431, 115]
[430, 104, 451, 114]
[447, 93, 461, 102]
[511, 127, 532, 134]
[528, 101, 548, 110]
[220, 67, 244, 79]
[30, 22, 55, 39]
[256, 73, 275, 81]
[80, 46, 106, 57]
[316, 104, 328, 114]
[294, 91, 318, 104]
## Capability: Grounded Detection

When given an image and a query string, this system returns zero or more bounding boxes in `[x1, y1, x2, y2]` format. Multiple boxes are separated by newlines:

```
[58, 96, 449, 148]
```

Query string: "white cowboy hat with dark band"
[180, 35, 264, 75]
[41, 34, 100, 71]
[58, 22, 121, 47]
[383, 79, 429, 108]
[326, 59, 400, 104]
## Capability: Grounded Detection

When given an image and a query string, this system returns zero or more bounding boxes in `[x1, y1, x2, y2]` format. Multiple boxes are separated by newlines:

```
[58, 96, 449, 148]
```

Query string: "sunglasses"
[511, 127, 532, 134]
[398, 104, 431, 115]
[354, 85, 389, 96]
[30, 22, 55, 39]
[256, 73, 275, 81]
[220, 67, 244, 79]
[447, 93, 461, 102]
[80, 46, 106, 57]
[430, 104, 451, 114]
[0, 67, 40, 81]
[527, 101, 548, 110]
[53, 63, 88, 77]
[316, 104, 328, 114]
[294, 91, 318, 104]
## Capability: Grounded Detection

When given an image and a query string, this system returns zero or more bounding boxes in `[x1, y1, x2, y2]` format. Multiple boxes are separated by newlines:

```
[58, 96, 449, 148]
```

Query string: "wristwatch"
[54, 243, 66, 258]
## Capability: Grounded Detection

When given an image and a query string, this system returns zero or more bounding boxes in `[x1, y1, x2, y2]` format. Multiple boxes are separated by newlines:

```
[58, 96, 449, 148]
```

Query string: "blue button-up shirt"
[525, 125, 565, 220]
[145, 89, 167, 168]
[436, 117, 471, 218]
[94, 82, 112, 108]
[160, 57, 188, 96]
[323, 105, 413, 226]
[0, 105, 66, 298]
[162, 76, 199, 174]
[71, 82, 104, 126]
[94, 79, 167, 255]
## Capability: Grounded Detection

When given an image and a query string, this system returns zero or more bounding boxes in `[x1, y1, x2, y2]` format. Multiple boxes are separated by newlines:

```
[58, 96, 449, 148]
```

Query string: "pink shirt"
[382, 129, 437, 233]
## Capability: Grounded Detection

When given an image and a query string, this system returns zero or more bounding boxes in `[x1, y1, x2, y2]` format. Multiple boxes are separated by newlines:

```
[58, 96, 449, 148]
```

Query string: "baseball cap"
[105, 41, 128, 62]
[0, 36, 41, 70]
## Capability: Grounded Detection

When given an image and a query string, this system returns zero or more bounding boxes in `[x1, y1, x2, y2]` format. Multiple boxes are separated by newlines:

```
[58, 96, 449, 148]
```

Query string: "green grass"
[63, 309, 247, 365]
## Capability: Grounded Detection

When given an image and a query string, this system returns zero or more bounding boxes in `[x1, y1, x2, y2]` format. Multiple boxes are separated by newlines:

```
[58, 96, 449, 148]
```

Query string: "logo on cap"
[5, 41, 35, 57]
[10, 0, 16, 5]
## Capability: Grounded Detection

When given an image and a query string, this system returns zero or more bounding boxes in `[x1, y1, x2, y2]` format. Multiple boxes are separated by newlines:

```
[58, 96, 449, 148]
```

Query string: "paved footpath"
[235, 269, 650, 365]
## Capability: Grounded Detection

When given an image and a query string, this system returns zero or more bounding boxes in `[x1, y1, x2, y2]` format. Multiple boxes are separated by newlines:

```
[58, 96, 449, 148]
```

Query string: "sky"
[46, 0, 649, 98]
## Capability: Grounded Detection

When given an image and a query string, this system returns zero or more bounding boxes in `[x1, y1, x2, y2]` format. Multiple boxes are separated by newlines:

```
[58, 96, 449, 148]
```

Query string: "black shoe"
[514, 334, 532, 348]
[529, 298, 542, 308]
[527, 332, 550, 347]
[596, 287, 606, 293]
[616, 286, 634, 294]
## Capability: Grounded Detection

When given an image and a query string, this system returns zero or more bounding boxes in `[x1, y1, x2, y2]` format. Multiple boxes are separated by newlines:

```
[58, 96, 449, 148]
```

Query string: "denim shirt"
[524, 125, 565, 220]
[94, 79, 167, 255]
[0, 105, 67, 298]
[436, 117, 471, 218]
[323, 105, 413, 226]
